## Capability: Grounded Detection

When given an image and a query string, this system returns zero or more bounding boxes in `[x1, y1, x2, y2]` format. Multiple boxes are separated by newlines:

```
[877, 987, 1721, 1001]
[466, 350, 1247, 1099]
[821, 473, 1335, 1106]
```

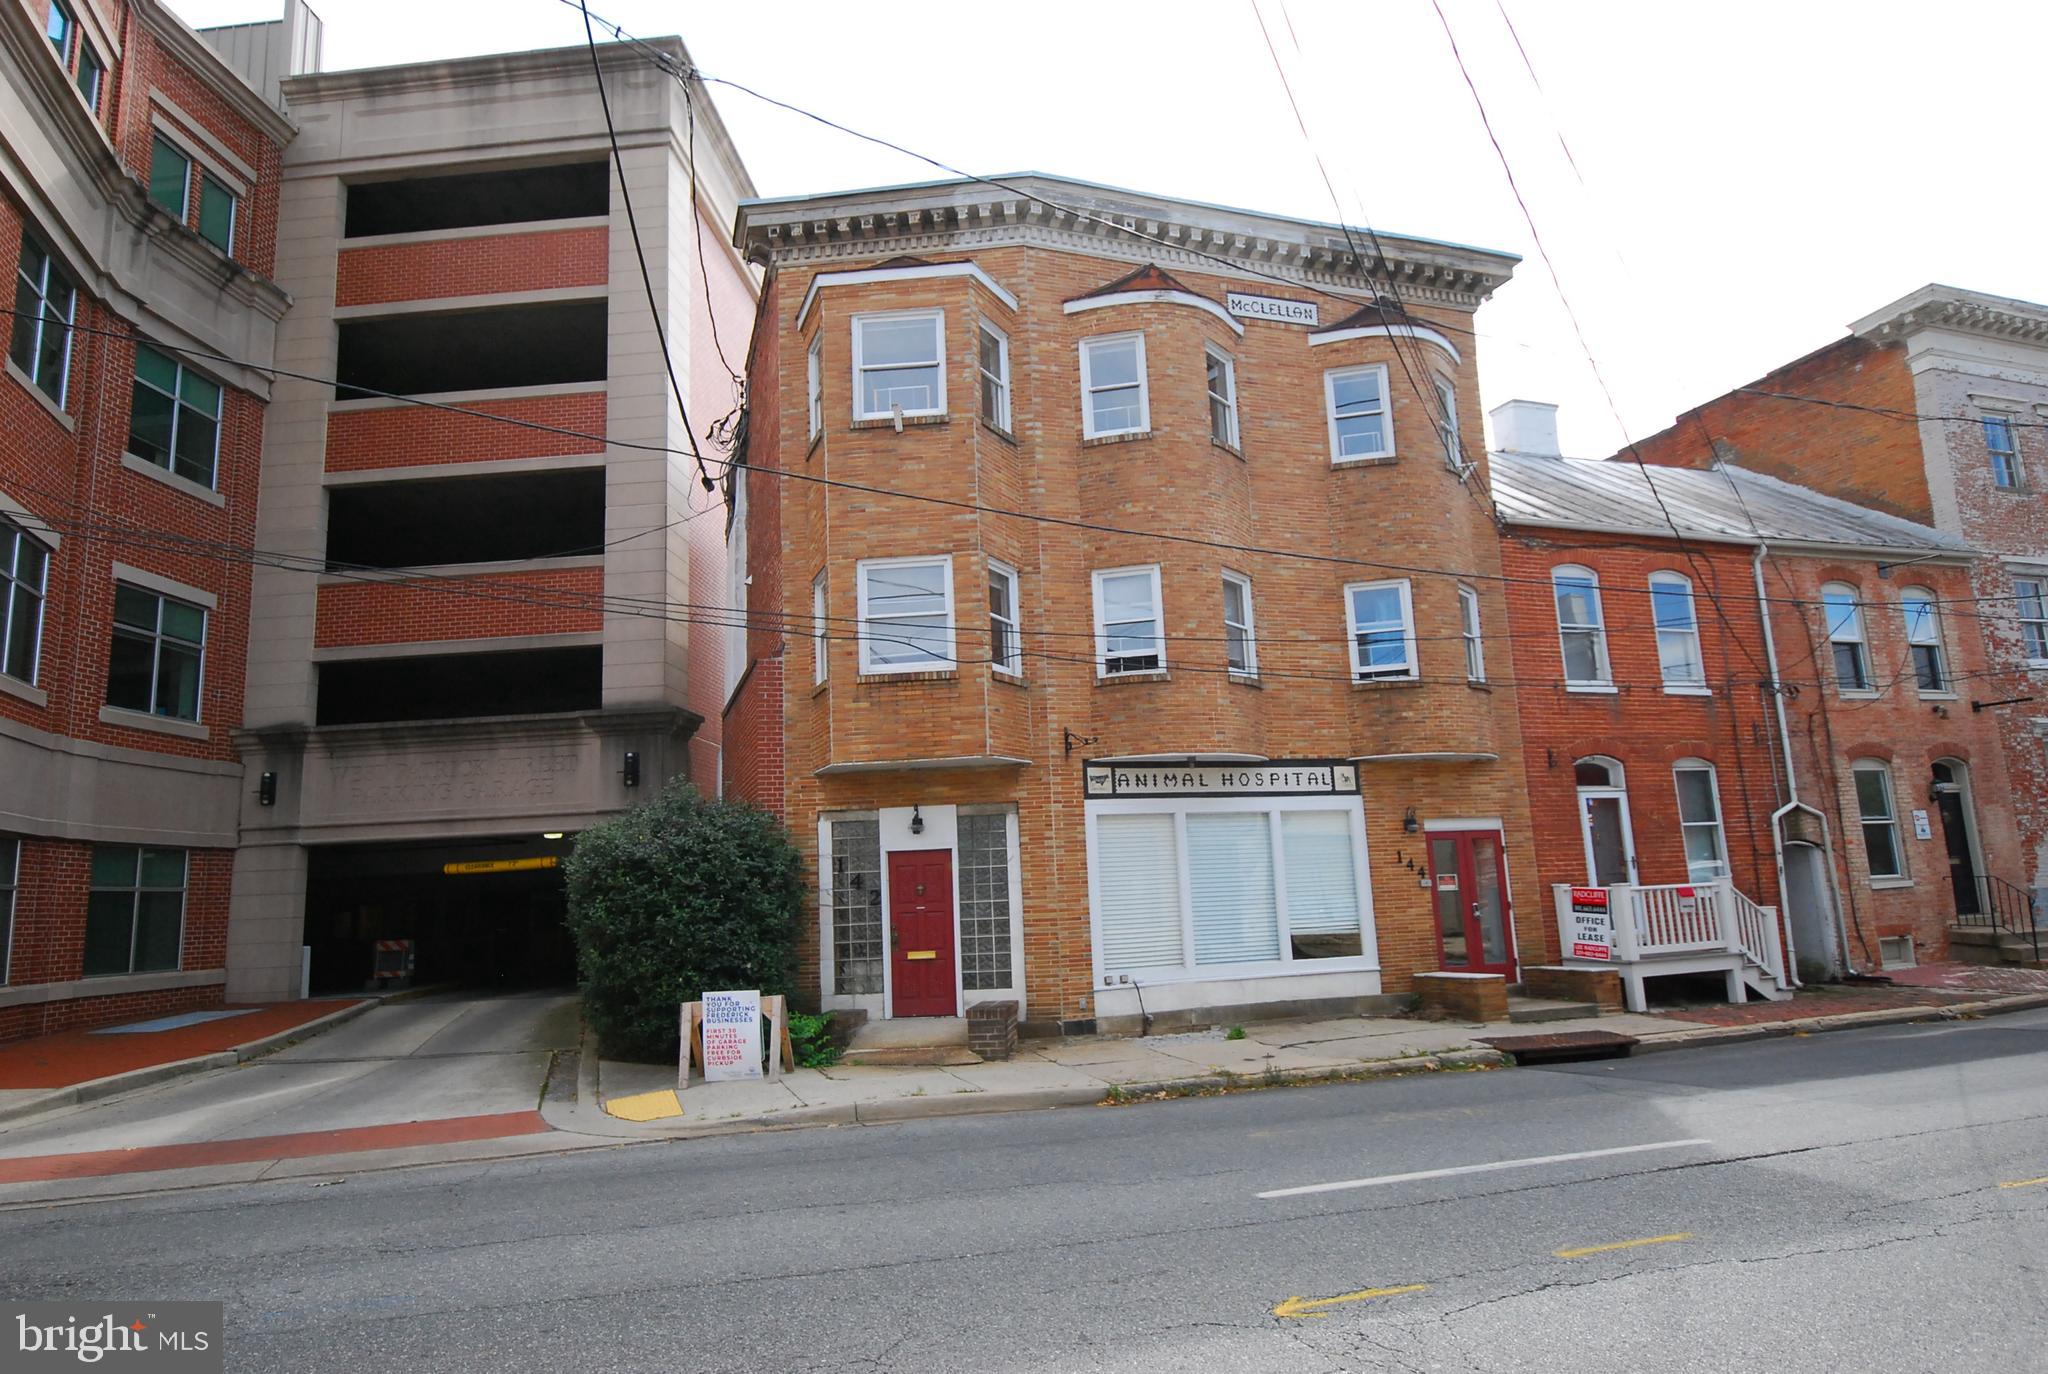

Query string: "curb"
[0, 997, 381, 1128]
[1628, 989, 2048, 1054]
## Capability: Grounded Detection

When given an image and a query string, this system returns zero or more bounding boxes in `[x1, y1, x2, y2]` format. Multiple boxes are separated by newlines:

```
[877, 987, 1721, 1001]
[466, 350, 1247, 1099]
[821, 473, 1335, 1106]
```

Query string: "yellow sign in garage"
[441, 856, 561, 876]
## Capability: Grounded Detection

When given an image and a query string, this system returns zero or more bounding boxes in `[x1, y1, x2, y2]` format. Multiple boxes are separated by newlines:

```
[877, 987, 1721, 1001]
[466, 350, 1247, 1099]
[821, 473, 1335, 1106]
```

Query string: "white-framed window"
[1089, 796, 1373, 983]
[1649, 571, 1706, 688]
[1458, 584, 1485, 682]
[10, 233, 77, 409]
[1222, 571, 1256, 676]
[1079, 333, 1148, 439]
[85, 845, 185, 976]
[1, 518, 49, 686]
[856, 555, 954, 674]
[977, 321, 1011, 432]
[1672, 760, 1729, 883]
[1093, 565, 1164, 676]
[107, 584, 205, 721]
[0, 835, 16, 985]
[1433, 374, 1462, 470]
[1852, 760, 1905, 880]
[129, 344, 223, 488]
[1325, 364, 1392, 462]
[1822, 583, 1870, 693]
[805, 332, 822, 441]
[988, 559, 1021, 676]
[1983, 414, 2022, 490]
[1900, 586, 1947, 693]
[2015, 576, 2048, 664]
[1552, 565, 1612, 687]
[851, 310, 944, 420]
[1206, 346, 1239, 448]
[811, 570, 828, 685]
[1346, 579, 1417, 681]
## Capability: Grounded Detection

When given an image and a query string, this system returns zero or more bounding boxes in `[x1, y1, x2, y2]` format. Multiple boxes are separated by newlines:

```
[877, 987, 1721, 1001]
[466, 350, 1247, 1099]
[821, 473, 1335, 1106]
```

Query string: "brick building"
[226, 33, 755, 999]
[1492, 402, 2016, 985]
[724, 173, 1547, 1034]
[1, 0, 295, 1036]
[1633, 285, 2048, 940]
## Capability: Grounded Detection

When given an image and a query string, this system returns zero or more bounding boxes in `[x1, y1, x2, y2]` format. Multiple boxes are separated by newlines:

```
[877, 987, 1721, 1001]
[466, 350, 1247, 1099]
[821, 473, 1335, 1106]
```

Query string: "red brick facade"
[312, 565, 605, 649]
[323, 390, 608, 472]
[335, 226, 610, 308]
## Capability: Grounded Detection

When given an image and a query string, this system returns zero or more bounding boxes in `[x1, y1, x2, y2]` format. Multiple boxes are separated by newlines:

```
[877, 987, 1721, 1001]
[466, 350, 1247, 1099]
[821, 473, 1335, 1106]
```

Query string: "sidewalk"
[570, 967, 2048, 1138]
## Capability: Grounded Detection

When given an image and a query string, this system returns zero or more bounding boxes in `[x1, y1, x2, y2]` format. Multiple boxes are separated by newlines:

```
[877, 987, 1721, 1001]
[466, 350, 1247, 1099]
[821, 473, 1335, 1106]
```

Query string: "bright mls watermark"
[5, 1303, 222, 1372]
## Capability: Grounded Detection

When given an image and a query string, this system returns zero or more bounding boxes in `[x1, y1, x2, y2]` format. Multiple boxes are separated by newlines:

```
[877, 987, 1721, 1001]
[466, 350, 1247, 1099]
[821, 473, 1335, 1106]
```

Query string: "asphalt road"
[3, 1009, 2046, 1372]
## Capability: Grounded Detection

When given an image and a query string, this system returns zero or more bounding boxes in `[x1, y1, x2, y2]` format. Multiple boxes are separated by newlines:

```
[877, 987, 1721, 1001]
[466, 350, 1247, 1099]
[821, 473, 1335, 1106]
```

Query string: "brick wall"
[312, 565, 604, 649]
[335, 226, 609, 308]
[324, 390, 608, 472]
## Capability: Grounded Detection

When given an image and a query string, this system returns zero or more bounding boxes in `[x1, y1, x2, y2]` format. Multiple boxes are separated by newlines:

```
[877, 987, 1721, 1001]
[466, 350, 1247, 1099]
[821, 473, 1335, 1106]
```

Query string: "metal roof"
[1488, 452, 1971, 556]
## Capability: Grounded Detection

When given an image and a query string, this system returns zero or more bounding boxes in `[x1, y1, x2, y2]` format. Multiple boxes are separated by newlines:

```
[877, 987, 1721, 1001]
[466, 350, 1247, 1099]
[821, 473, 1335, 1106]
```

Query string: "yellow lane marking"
[1554, 1232, 1693, 1259]
[1272, 1285, 1428, 1320]
[604, 1089, 683, 1122]
[1998, 1176, 2048, 1189]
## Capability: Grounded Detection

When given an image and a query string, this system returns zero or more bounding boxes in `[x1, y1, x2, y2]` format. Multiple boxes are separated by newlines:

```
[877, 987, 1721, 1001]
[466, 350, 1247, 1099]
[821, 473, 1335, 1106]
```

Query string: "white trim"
[1458, 583, 1485, 683]
[987, 558, 1022, 677]
[1553, 564, 1612, 688]
[1576, 759, 1639, 887]
[1672, 758, 1731, 884]
[1307, 321, 1464, 362]
[812, 569, 829, 685]
[1079, 333, 1151, 439]
[850, 309, 946, 421]
[1821, 582, 1872, 694]
[1648, 570, 1706, 689]
[856, 554, 956, 674]
[1206, 345, 1240, 449]
[1222, 569, 1257, 677]
[1898, 585, 1950, 694]
[1344, 578, 1417, 681]
[1063, 289, 1244, 336]
[110, 563, 216, 610]
[1325, 364, 1394, 462]
[806, 332, 823, 441]
[797, 261, 1018, 329]
[1092, 564, 1166, 677]
[976, 320, 1012, 432]
[1851, 758, 1907, 880]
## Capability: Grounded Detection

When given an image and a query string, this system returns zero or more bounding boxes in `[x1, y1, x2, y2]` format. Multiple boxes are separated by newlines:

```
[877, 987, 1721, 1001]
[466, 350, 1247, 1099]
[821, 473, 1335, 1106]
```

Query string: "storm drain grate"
[1476, 1030, 1640, 1065]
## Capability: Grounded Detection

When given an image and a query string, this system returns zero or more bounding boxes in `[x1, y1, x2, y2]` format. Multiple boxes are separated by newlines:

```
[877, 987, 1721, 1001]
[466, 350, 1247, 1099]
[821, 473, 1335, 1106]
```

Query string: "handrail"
[1960, 875, 2040, 963]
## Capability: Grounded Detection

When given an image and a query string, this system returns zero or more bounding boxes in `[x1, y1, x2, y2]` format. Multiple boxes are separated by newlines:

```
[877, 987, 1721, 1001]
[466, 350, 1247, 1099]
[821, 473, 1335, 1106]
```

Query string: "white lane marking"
[1257, 1138, 1714, 1199]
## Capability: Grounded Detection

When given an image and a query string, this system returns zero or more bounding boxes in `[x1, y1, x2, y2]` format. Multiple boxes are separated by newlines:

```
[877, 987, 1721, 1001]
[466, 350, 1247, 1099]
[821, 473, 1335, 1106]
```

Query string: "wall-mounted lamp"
[622, 751, 641, 788]
[909, 805, 925, 835]
[1402, 807, 1420, 834]
[542, 832, 566, 841]
[258, 771, 277, 807]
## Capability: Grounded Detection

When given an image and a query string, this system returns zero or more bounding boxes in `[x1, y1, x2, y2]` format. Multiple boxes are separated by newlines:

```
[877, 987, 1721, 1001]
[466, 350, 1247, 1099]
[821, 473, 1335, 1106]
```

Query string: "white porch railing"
[1552, 880, 1789, 1007]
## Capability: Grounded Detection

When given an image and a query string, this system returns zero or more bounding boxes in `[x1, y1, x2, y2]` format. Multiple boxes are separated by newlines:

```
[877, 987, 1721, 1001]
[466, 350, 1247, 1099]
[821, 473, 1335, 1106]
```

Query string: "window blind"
[1188, 813, 1280, 965]
[1096, 814, 1185, 973]
[1281, 811, 1360, 936]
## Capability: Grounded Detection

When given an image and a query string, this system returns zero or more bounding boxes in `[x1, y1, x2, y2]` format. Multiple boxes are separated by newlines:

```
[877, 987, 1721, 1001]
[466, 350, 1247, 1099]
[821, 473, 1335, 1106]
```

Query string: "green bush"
[788, 1011, 841, 1069]
[563, 780, 804, 1062]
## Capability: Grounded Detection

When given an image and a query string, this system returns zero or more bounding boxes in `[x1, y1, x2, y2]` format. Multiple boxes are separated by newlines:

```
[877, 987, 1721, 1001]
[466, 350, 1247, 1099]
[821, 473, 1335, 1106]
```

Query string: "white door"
[1577, 788, 1637, 887]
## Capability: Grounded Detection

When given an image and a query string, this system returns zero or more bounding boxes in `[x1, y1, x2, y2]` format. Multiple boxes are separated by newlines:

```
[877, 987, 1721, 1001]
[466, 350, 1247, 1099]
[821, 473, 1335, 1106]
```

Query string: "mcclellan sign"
[1084, 760, 1359, 798]
[1225, 292, 1319, 326]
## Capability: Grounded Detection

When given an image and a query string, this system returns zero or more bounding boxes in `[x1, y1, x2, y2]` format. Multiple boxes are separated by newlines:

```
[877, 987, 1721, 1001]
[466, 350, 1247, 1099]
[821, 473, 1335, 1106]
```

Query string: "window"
[1222, 571, 1256, 676]
[1983, 415, 2022, 489]
[811, 570, 828, 685]
[129, 345, 223, 487]
[1, 518, 49, 685]
[987, 560, 1021, 676]
[1853, 761, 1905, 880]
[1206, 347, 1239, 448]
[828, 818, 882, 995]
[805, 333, 823, 440]
[1433, 374, 1462, 470]
[958, 811, 1014, 991]
[1822, 584, 1870, 692]
[1900, 587, 1947, 692]
[1673, 761, 1729, 883]
[2016, 577, 2048, 664]
[851, 311, 943, 420]
[194, 176, 235, 253]
[856, 556, 954, 674]
[148, 137, 191, 219]
[75, 42, 102, 112]
[1649, 571, 1706, 688]
[977, 323, 1010, 431]
[107, 584, 205, 721]
[1325, 364, 1391, 461]
[1079, 334, 1148, 438]
[1093, 565, 1164, 676]
[1090, 800, 1369, 981]
[10, 233, 76, 407]
[1346, 579, 1416, 681]
[45, 0, 74, 60]
[0, 836, 16, 984]
[84, 845, 185, 976]
[1553, 566, 1611, 687]
[1459, 584, 1485, 682]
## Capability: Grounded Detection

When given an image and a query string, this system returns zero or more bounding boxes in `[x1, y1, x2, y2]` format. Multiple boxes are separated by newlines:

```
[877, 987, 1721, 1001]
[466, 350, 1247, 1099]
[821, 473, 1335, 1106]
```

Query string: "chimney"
[1489, 399, 1560, 458]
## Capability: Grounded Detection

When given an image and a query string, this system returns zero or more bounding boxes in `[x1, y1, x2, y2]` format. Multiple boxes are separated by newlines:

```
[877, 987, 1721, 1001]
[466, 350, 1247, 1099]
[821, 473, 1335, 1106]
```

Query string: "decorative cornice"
[1854, 284, 2048, 349]
[135, 0, 297, 145]
[1309, 322, 1462, 363]
[796, 261, 1017, 330]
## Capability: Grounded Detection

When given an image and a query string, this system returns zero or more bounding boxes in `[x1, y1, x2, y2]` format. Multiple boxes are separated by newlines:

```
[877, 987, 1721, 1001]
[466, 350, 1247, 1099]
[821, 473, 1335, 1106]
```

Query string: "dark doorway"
[1933, 761, 1981, 916]
[303, 837, 577, 994]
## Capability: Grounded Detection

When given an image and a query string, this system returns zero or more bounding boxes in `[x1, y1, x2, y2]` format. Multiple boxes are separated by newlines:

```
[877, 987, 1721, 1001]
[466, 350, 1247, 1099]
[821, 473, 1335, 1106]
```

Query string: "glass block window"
[958, 812, 1013, 991]
[829, 818, 882, 995]
[85, 845, 185, 976]
[0, 836, 16, 985]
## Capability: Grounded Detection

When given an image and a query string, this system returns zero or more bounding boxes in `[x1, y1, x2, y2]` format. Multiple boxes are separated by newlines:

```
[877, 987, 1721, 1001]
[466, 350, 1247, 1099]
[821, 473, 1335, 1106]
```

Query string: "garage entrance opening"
[304, 838, 578, 994]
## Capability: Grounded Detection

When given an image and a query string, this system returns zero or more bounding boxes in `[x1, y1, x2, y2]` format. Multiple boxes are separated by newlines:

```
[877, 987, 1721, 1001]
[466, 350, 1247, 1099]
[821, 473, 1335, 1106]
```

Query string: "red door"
[1427, 830, 1516, 978]
[887, 849, 957, 1017]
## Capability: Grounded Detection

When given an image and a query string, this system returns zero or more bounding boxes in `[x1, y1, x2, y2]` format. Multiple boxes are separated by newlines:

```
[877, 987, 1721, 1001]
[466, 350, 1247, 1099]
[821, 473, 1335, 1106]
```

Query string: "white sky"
[171, 0, 2048, 459]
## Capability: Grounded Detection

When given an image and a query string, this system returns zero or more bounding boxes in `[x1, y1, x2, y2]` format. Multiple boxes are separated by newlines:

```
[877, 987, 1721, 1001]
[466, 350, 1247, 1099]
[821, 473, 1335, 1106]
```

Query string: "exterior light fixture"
[543, 832, 566, 841]
[622, 751, 641, 788]
[258, 771, 277, 807]
[1402, 807, 1420, 834]
[910, 805, 925, 835]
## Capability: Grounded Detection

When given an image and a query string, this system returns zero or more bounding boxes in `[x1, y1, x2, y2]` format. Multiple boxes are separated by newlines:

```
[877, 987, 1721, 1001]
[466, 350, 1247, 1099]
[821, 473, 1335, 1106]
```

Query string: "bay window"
[1325, 364, 1391, 462]
[1222, 571, 1256, 676]
[978, 322, 1011, 431]
[856, 555, 954, 674]
[988, 560, 1021, 675]
[1079, 334, 1148, 438]
[1206, 346, 1239, 448]
[1093, 565, 1164, 676]
[852, 310, 944, 419]
[1346, 579, 1416, 681]
[1459, 584, 1484, 682]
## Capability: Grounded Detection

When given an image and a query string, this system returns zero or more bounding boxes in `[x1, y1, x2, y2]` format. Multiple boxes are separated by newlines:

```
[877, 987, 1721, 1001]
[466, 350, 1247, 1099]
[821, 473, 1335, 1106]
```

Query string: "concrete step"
[841, 1017, 983, 1067]
[1506, 996, 1602, 1025]
[1948, 925, 2045, 966]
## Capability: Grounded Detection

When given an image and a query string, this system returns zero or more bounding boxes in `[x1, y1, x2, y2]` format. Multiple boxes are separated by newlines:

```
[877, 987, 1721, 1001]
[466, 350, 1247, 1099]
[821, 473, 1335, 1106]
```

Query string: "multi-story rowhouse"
[724, 172, 1546, 1035]
[227, 35, 755, 1000]
[1633, 286, 2048, 965]
[1491, 401, 2017, 998]
[1, 0, 295, 1036]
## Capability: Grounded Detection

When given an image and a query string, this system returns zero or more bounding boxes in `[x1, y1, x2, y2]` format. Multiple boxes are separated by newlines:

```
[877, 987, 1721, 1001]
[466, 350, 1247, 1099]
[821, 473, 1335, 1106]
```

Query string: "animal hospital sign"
[1084, 760, 1359, 799]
